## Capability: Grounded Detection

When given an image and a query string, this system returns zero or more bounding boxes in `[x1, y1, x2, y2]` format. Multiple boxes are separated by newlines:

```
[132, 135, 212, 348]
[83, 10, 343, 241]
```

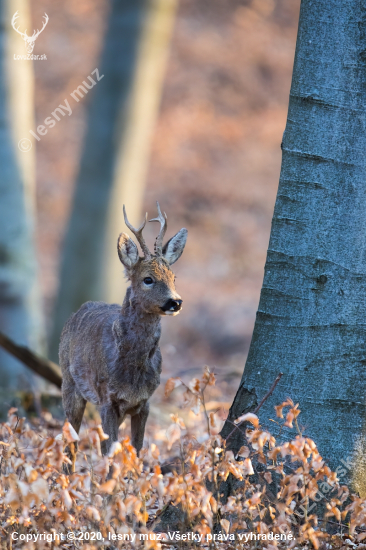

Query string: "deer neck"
[119, 286, 161, 337]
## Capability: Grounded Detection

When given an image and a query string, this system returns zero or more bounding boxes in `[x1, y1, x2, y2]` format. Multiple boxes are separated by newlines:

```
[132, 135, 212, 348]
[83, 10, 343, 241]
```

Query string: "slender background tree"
[221, 0, 366, 497]
[0, 0, 44, 415]
[50, 0, 177, 361]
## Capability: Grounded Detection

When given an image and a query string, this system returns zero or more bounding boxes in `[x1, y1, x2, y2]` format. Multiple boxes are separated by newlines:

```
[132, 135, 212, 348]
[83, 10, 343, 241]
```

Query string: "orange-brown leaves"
[164, 377, 181, 397]
[63, 421, 80, 443]
[275, 398, 301, 429]
[0, 367, 363, 549]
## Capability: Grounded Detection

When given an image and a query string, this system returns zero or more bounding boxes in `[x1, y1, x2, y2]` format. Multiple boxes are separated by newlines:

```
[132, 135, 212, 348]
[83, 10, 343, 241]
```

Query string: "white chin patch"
[164, 310, 180, 316]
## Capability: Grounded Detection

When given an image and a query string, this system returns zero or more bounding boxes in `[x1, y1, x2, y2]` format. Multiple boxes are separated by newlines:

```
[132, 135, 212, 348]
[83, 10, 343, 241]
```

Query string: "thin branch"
[0, 332, 62, 388]
[317, 518, 366, 535]
[222, 418, 248, 440]
[253, 372, 283, 414]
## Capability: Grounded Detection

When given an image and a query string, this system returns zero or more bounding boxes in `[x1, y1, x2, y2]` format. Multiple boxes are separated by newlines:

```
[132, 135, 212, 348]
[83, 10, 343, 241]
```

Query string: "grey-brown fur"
[59, 203, 187, 455]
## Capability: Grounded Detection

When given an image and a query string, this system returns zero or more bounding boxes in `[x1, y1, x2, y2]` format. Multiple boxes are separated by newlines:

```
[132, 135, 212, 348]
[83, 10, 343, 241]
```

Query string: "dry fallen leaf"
[164, 377, 182, 397]
[61, 489, 73, 509]
[96, 425, 110, 441]
[243, 458, 254, 476]
[32, 477, 49, 501]
[99, 479, 116, 494]
[220, 518, 230, 533]
[264, 471, 272, 484]
[209, 412, 217, 428]
[62, 421, 80, 443]
[237, 446, 250, 458]
[86, 506, 101, 522]
[234, 412, 259, 428]
[189, 377, 201, 394]
[170, 414, 186, 429]
[202, 366, 216, 386]
[166, 423, 181, 450]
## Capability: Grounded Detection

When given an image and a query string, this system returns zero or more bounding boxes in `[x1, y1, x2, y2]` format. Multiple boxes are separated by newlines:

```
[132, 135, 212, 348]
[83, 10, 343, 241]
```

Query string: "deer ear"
[117, 233, 139, 268]
[162, 228, 187, 265]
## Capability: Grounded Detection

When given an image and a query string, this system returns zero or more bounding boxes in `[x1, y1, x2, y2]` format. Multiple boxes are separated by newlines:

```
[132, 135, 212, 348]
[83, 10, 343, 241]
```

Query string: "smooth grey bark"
[222, 0, 366, 496]
[50, 0, 176, 361]
[0, 0, 44, 414]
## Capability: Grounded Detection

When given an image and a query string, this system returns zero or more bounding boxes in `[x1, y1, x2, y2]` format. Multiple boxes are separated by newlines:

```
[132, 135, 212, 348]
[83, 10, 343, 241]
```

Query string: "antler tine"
[149, 201, 167, 256]
[123, 205, 151, 258]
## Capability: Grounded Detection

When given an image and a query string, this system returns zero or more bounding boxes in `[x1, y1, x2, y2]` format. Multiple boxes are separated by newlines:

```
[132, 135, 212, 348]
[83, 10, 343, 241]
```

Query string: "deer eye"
[143, 277, 154, 285]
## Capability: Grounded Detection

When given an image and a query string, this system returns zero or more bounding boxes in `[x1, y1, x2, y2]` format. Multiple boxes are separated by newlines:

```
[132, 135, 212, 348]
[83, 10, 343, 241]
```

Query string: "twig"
[225, 372, 283, 442]
[222, 418, 248, 440]
[253, 372, 283, 414]
[316, 519, 366, 533]
[0, 331, 62, 388]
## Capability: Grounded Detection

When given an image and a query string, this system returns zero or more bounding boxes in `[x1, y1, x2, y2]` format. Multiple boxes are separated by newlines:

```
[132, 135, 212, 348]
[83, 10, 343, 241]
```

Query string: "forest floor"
[1, 367, 365, 549]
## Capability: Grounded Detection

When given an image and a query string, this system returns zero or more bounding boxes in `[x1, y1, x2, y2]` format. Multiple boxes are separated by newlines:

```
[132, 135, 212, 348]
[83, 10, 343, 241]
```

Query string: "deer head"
[11, 11, 49, 54]
[118, 203, 187, 316]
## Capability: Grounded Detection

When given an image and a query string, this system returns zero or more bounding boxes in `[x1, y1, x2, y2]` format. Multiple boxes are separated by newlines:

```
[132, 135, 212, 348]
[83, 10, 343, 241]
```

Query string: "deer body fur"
[59, 204, 187, 455]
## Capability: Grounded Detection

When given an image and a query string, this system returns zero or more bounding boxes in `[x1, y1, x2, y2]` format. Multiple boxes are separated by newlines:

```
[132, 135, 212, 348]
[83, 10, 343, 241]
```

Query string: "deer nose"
[161, 298, 183, 313]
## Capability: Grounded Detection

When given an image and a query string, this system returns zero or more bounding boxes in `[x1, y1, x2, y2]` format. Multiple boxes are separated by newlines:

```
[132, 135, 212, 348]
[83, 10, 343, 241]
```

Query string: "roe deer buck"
[59, 203, 187, 457]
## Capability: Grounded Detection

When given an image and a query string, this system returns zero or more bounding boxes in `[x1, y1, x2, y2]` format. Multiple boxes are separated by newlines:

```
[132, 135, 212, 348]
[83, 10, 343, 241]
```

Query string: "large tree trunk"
[0, 0, 44, 415]
[221, 0, 366, 497]
[50, 0, 176, 361]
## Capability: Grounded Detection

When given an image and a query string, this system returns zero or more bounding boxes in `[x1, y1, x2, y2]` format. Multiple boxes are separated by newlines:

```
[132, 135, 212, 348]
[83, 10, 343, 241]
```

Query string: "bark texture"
[222, 0, 366, 496]
[0, 0, 44, 414]
[50, 0, 176, 361]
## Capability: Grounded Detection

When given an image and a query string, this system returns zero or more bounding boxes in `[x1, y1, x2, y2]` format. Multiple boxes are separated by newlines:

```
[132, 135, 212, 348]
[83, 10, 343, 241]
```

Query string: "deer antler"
[32, 13, 49, 40]
[11, 11, 28, 39]
[123, 205, 151, 259]
[149, 202, 167, 256]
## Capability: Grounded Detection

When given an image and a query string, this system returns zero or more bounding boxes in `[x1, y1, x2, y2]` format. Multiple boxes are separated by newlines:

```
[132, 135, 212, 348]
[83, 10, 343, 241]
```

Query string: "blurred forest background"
[1, 0, 300, 419]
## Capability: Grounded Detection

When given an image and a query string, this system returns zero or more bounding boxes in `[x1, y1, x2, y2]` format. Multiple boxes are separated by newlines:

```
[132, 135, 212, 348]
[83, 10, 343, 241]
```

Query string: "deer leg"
[62, 374, 86, 473]
[131, 402, 149, 455]
[100, 404, 120, 455]
[63, 386, 86, 434]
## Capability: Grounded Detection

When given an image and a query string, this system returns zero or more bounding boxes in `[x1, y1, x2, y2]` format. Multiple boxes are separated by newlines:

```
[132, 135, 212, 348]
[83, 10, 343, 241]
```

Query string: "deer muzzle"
[161, 298, 183, 315]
